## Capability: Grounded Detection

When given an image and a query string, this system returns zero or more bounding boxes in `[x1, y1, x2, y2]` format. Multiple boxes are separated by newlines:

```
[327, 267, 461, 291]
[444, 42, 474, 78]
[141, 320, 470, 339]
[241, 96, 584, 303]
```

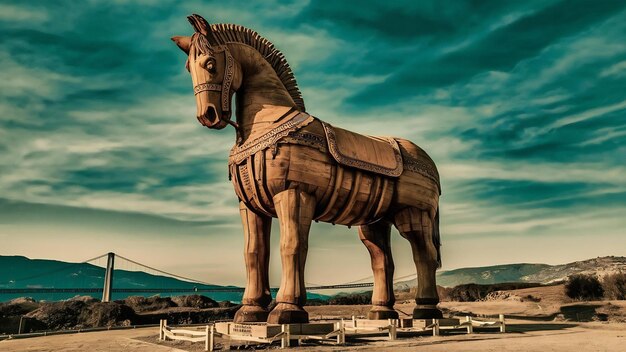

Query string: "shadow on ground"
[560, 304, 604, 322]
[506, 323, 578, 333]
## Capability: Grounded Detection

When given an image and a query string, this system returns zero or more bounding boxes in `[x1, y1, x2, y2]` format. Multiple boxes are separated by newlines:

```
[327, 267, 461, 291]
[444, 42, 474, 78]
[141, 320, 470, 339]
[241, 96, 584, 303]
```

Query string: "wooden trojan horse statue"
[172, 14, 443, 324]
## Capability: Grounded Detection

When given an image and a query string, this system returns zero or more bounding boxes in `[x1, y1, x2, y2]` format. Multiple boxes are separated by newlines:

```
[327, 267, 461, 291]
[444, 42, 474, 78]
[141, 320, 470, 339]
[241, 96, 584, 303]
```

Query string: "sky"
[1, 0, 625, 287]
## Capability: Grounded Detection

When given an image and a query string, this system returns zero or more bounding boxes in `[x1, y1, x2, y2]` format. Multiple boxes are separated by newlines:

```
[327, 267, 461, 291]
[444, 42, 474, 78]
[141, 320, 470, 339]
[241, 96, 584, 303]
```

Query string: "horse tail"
[433, 207, 442, 268]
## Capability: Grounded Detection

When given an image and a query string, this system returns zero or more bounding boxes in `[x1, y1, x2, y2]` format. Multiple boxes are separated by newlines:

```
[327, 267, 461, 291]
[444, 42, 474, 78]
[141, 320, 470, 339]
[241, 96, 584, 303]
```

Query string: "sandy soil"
[2, 285, 625, 351]
[0, 327, 182, 352]
[2, 319, 624, 352]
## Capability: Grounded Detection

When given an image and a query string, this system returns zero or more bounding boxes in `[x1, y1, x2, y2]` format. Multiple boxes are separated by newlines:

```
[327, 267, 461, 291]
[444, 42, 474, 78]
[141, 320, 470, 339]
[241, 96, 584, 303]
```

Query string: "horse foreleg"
[394, 207, 443, 319]
[267, 188, 315, 324]
[359, 221, 399, 319]
[234, 202, 272, 323]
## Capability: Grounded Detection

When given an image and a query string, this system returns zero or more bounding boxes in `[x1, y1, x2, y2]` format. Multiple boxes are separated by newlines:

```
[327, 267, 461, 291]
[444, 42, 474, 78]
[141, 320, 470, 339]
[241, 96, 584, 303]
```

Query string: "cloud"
[1, 1, 625, 283]
[0, 4, 48, 22]
[347, 0, 626, 105]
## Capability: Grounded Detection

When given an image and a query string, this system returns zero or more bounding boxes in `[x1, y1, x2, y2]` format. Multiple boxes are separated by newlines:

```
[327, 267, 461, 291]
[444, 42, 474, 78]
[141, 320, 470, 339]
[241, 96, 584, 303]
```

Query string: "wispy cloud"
[1, 0, 625, 284]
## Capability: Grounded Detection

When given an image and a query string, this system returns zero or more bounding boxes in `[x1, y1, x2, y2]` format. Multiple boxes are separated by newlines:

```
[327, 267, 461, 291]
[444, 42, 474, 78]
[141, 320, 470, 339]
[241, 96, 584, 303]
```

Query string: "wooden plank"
[168, 328, 208, 336]
[432, 320, 440, 336]
[214, 322, 230, 335]
[316, 166, 343, 220]
[254, 150, 275, 213]
[331, 170, 362, 224]
[350, 319, 394, 328]
[371, 177, 392, 220]
[164, 330, 207, 342]
[206, 325, 211, 352]
[246, 155, 273, 216]
[294, 323, 335, 335]
[281, 324, 290, 348]
[466, 316, 473, 334]
[359, 174, 381, 222]
[412, 318, 460, 329]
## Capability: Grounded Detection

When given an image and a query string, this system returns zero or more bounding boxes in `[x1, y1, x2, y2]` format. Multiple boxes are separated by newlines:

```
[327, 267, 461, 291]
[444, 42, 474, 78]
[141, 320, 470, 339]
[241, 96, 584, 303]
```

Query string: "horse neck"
[230, 44, 298, 143]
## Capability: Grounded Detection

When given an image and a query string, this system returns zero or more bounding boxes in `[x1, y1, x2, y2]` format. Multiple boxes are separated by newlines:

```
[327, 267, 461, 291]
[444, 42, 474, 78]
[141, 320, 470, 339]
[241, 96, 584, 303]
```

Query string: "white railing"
[158, 315, 506, 350]
[159, 320, 213, 351]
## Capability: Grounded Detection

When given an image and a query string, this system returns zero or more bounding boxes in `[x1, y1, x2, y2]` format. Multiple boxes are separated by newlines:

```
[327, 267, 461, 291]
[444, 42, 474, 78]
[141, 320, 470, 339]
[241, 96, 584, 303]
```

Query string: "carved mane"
[195, 24, 306, 112]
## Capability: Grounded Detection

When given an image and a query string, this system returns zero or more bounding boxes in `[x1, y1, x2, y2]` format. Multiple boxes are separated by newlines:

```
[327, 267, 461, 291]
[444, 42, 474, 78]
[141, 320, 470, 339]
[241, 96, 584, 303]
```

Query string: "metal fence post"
[281, 324, 290, 348]
[18, 316, 24, 334]
[466, 316, 473, 334]
[209, 325, 215, 351]
[432, 319, 440, 336]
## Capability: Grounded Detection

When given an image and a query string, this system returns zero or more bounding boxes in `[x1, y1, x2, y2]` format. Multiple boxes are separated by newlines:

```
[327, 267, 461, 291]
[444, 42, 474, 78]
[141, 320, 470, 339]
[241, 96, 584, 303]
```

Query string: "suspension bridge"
[0, 252, 417, 302]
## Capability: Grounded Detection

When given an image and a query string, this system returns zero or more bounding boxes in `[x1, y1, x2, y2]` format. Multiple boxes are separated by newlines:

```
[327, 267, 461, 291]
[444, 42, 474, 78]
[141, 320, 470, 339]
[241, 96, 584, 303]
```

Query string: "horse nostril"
[205, 105, 219, 124]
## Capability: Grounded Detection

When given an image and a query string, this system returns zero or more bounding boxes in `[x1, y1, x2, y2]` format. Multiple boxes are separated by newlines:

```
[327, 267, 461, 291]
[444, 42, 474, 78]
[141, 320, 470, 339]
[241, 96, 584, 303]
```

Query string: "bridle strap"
[221, 48, 235, 114]
[190, 42, 239, 134]
[194, 83, 222, 95]
[191, 45, 235, 117]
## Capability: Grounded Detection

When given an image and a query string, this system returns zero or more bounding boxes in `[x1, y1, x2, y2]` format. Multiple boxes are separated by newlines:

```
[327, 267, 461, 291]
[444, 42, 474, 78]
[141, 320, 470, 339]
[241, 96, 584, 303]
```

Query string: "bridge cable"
[5, 253, 110, 284]
[114, 254, 215, 287]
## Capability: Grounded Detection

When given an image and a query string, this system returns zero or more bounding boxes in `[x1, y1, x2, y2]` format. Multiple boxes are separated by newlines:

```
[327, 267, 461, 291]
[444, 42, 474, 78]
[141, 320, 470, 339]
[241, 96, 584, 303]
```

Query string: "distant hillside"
[434, 263, 552, 287]
[4, 255, 624, 302]
[413, 256, 626, 288]
[0, 256, 328, 302]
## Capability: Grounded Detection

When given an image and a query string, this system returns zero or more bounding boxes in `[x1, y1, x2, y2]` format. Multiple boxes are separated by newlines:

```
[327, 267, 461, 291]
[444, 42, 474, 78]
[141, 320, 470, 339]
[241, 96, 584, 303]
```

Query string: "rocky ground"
[2, 309, 625, 351]
[1, 285, 625, 351]
[0, 295, 238, 334]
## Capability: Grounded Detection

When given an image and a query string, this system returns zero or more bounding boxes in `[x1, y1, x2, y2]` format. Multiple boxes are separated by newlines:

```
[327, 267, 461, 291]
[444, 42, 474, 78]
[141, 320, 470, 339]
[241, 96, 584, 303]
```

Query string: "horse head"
[172, 14, 242, 130]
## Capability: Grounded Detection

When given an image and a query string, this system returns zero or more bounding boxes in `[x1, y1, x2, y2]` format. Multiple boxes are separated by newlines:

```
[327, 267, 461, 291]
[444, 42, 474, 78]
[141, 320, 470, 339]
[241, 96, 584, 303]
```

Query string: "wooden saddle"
[229, 111, 404, 178]
[321, 122, 403, 177]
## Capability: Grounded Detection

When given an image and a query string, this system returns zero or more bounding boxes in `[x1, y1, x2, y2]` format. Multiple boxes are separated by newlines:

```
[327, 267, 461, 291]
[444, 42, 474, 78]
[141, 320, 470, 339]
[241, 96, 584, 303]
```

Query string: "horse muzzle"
[197, 104, 228, 129]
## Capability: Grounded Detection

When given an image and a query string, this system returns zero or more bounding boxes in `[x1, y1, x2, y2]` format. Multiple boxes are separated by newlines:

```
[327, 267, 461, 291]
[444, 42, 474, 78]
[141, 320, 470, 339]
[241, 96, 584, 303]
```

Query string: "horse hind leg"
[359, 221, 399, 320]
[393, 207, 443, 319]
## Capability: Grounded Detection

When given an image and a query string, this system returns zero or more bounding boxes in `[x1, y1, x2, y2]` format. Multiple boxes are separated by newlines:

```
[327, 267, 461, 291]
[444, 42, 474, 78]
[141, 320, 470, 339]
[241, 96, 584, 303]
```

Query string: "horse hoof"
[368, 306, 399, 320]
[267, 303, 309, 324]
[413, 307, 443, 319]
[234, 305, 269, 323]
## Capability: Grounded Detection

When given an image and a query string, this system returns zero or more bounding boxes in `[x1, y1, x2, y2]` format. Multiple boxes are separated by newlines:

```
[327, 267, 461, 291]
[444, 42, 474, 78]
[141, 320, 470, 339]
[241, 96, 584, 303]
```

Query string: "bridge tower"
[102, 252, 115, 302]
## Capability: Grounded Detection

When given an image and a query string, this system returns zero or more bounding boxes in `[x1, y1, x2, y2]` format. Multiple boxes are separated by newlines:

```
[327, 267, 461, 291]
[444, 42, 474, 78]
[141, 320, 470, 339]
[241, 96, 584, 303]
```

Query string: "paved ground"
[2, 320, 625, 351]
[1, 328, 180, 352]
[3, 294, 626, 351]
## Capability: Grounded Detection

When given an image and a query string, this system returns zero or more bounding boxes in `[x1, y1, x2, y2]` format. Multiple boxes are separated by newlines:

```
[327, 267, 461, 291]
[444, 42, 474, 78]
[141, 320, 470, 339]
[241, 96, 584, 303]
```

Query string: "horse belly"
[229, 148, 281, 217]
[274, 143, 394, 225]
[230, 143, 394, 225]
[229, 143, 333, 217]
[314, 165, 394, 225]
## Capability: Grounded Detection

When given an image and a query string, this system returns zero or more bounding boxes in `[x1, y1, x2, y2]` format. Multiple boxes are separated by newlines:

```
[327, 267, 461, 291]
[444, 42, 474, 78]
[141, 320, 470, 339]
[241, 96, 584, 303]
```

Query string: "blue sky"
[1, 0, 625, 286]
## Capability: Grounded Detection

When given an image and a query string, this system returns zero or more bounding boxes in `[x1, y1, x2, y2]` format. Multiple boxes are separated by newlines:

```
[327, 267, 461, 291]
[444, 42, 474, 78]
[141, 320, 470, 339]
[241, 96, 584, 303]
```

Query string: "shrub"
[171, 295, 218, 309]
[602, 272, 626, 300]
[565, 274, 604, 301]
[521, 294, 541, 303]
[305, 298, 328, 306]
[327, 292, 372, 305]
[121, 296, 175, 312]
[447, 282, 541, 302]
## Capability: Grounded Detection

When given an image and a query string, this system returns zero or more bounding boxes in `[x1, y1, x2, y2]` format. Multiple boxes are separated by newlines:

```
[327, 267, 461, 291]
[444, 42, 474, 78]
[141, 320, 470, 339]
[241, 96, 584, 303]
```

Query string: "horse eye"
[206, 58, 217, 73]
[198, 56, 215, 72]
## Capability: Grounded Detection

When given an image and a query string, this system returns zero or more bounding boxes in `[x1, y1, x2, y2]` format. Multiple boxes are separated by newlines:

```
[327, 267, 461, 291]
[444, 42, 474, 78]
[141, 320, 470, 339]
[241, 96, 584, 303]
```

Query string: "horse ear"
[187, 14, 219, 46]
[171, 36, 191, 54]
